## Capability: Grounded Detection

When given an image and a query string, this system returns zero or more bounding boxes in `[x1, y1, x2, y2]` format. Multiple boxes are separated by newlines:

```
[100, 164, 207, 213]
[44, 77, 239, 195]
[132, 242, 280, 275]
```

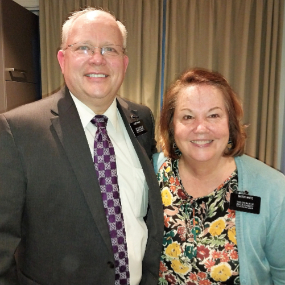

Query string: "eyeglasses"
[64, 42, 126, 58]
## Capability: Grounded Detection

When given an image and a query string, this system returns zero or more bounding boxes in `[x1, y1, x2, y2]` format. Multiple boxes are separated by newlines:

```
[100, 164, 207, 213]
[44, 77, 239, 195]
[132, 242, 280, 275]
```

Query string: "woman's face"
[173, 84, 230, 164]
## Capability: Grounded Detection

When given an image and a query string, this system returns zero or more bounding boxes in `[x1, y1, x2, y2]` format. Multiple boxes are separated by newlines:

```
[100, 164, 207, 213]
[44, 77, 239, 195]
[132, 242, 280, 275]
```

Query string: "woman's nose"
[194, 119, 209, 132]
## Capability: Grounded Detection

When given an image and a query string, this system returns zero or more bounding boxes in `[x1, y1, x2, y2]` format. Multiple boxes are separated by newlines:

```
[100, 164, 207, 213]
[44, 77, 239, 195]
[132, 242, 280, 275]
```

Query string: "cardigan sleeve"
[264, 190, 285, 284]
[235, 155, 285, 284]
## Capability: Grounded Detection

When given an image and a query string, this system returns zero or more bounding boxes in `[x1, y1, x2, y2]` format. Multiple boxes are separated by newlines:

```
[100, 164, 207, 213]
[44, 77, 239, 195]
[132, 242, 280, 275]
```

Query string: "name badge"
[130, 120, 147, 137]
[229, 192, 261, 214]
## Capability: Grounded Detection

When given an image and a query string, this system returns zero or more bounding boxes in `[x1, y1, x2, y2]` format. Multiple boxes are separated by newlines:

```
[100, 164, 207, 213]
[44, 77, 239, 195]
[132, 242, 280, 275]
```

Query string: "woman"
[154, 68, 285, 285]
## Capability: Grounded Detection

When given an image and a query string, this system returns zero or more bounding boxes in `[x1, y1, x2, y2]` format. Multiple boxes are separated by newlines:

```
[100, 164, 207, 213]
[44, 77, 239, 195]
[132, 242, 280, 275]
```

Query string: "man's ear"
[57, 50, 65, 73]
[123, 55, 129, 74]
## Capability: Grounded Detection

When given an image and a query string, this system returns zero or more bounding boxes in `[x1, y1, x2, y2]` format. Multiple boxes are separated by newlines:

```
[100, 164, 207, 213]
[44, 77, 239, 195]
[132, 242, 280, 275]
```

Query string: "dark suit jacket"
[0, 87, 164, 285]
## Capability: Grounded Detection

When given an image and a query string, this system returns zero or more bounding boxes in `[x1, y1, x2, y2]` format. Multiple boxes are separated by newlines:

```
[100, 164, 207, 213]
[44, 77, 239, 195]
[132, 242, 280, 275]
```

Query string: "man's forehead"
[83, 10, 115, 22]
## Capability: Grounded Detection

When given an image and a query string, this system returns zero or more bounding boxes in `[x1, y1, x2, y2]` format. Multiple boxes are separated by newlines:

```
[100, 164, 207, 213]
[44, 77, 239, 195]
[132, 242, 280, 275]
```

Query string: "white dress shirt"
[71, 93, 148, 285]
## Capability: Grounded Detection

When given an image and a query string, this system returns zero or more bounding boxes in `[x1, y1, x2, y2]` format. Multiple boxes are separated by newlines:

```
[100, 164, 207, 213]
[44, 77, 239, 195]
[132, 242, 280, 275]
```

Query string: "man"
[0, 8, 163, 285]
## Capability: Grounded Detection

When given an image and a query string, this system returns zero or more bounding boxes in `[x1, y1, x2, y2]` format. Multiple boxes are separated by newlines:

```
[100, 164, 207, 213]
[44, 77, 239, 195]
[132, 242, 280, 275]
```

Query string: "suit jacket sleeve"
[148, 108, 157, 157]
[140, 106, 157, 158]
[0, 113, 23, 284]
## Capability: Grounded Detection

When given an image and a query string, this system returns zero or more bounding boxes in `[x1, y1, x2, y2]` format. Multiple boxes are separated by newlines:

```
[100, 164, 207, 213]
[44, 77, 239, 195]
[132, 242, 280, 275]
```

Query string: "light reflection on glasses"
[64, 42, 126, 57]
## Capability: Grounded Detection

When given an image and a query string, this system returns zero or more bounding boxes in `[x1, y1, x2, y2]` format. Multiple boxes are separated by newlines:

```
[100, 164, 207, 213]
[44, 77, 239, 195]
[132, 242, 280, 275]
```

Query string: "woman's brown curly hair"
[159, 68, 247, 159]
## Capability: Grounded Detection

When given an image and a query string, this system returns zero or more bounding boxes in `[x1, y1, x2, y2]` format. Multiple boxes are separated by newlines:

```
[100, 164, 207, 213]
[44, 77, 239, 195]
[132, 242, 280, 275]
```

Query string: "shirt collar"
[70, 92, 118, 131]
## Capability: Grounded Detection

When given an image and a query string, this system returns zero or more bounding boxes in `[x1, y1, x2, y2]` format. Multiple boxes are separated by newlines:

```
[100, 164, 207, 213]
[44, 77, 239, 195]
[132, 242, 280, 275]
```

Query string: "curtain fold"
[39, 0, 284, 168]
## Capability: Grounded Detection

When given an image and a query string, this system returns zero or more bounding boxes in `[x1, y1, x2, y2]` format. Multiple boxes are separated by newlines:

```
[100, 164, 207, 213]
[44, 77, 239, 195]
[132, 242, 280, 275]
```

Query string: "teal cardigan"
[153, 153, 285, 285]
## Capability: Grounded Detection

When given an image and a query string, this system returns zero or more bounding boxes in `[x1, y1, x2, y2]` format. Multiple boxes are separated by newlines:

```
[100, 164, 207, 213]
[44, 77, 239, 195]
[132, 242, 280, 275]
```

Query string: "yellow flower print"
[161, 187, 172, 206]
[228, 227, 237, 245]
[165, 242, 181, 258]
[210, 262, 232, 282]
[209, 218, 226, 236]
[165, 166, 171, 173]
[171, 259, 190, 275]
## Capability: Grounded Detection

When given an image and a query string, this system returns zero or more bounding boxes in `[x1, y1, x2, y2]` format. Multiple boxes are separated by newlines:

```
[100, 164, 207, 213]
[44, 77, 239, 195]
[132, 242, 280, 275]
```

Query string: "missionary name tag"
[229, 192, 261, 214]
[130, 120, 147, 137]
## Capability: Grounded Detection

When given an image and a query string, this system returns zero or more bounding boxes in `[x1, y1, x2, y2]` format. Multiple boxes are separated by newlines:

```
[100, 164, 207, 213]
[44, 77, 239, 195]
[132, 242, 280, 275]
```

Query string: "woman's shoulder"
[235, 155, 285, 179]
[152, 152, 173, 174]
[153, 152, 169, 174]
[235, 154, 285, 199]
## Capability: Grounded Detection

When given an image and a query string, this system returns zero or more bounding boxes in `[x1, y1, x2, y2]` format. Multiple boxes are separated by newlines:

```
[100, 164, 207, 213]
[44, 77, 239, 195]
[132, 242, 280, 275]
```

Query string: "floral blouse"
[157, 158, 240, 285]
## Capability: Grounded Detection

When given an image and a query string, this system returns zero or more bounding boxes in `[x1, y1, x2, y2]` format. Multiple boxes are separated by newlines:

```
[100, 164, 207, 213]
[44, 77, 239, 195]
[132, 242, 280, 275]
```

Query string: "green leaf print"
[184, 244, 197, 259]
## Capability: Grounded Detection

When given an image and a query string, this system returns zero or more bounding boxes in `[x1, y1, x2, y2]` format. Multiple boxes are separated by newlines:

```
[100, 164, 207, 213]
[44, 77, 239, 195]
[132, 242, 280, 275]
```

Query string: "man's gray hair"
[61, 7, 127, 49]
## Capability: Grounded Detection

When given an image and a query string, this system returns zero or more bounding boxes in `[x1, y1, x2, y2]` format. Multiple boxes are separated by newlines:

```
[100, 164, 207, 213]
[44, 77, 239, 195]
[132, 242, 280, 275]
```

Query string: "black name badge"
[229, 192, 261, 214]
[130, 120, 147, 137]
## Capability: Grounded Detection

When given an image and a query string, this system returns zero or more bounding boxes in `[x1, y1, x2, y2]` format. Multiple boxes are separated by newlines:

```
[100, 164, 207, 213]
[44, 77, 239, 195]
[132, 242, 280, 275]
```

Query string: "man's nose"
[89, 48, 105, 64]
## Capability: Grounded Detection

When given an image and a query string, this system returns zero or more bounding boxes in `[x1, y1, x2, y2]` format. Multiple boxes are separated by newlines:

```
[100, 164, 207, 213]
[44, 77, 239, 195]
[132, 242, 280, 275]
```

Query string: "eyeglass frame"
[63, 42, 126, 57]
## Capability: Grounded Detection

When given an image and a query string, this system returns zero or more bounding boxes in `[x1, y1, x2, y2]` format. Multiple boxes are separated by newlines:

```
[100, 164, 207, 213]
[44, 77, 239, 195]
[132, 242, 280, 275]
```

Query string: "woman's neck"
[178, 155, 236, 198]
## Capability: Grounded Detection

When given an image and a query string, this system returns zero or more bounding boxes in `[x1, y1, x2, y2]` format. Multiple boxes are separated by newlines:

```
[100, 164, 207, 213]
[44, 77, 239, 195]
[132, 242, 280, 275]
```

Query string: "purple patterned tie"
[91, 115, 130, 285]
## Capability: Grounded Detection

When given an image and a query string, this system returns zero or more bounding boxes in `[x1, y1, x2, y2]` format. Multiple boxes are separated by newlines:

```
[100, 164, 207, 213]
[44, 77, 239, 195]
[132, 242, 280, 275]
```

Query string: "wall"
[12, 0, 39, 15]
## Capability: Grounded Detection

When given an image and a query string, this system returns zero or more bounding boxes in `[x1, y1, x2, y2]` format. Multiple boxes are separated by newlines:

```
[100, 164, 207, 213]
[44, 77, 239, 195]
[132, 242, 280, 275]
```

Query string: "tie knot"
[91, 115, 108, 129]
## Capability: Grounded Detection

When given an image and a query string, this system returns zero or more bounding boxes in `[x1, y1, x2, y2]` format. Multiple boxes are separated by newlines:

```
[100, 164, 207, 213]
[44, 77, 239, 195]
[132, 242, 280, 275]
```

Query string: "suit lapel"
[116, 97, 153, 182]
[116, 97, 146, 158]
[50, 88, 113, 254]
[117, 97, 164, 237]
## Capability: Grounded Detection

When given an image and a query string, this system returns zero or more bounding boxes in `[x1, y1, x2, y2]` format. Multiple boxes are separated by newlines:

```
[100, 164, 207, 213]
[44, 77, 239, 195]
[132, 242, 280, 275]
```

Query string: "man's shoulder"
[2, 88, 67, 121]
[117, 96, 151, 112]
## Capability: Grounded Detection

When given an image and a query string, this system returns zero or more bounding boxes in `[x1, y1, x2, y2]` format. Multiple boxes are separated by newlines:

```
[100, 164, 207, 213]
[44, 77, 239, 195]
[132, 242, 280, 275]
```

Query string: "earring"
[227, 138, 233, 150]
[173, 141, 181, 156]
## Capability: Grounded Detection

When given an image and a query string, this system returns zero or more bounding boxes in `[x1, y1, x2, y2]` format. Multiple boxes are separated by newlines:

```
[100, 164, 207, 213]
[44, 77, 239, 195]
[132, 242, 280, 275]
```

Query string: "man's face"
[57, 11, 129, 114]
